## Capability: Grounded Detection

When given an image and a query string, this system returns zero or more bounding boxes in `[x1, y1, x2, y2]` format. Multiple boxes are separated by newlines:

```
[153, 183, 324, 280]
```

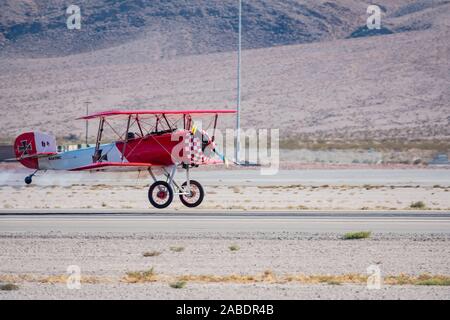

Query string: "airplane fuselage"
[19, 130, 211, 172]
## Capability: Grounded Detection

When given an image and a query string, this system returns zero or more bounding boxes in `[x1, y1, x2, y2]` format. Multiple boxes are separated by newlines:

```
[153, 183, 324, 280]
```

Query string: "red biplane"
[14, 109, 236, 209]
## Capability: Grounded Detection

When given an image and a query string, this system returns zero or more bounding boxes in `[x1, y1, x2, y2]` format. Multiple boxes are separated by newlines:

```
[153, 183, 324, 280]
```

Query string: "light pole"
[235, 0, 242, 163]
[85, 101, 91, 146]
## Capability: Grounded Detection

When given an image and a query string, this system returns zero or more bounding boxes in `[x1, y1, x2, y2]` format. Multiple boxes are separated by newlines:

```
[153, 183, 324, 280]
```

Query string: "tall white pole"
[235, 0, 242, 163]
[85, 101, 91, 146]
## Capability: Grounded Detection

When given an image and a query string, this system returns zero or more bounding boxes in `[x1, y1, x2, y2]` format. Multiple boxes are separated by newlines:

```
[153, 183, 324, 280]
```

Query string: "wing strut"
[93, 117, 105, 163]
[212, 114, 218, 142]
[136, 115, 144, 137]
[162, 114, 172, 130]
[121, 115, 132, 162]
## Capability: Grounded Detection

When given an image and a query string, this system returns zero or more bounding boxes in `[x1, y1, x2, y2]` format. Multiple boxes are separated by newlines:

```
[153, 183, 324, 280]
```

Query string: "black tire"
[24, 176, 32, 185]
[179, 180, 204, 208]
[148, 181, 173, 209]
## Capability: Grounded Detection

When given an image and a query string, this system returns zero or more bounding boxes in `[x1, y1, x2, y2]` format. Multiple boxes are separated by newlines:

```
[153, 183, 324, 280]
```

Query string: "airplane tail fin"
[14, 132, 57, 169]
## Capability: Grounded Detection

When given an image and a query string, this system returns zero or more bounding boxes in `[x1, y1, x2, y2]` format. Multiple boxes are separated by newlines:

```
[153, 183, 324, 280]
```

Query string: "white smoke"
[0, 167, 152, 188]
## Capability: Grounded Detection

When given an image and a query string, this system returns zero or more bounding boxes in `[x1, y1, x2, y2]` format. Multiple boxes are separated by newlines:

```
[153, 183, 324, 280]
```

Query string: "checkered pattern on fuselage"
[184, 132, 206, 165]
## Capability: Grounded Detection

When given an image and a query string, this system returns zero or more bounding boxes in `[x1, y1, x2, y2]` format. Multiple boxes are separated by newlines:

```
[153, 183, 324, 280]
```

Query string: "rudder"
[14, 132, 56, 169]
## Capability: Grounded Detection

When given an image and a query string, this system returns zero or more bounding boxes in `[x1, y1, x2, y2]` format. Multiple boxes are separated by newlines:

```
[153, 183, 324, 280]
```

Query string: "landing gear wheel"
[24, 176, 32, 185]
[179, 180, 204, 208]
[148, 181, 173, 209]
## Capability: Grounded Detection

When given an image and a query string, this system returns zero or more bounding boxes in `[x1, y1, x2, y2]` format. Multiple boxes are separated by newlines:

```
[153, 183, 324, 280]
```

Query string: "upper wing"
[78, 109, 236, 120]
[70, 161, 154, 172]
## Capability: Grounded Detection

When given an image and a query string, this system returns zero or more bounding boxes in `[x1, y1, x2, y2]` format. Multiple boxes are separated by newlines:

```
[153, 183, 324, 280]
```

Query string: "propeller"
[190, 123, 238, 168]
[212, 148, 241, 168]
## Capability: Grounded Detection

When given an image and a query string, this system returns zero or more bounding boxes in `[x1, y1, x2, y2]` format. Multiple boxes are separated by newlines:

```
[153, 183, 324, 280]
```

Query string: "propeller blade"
[212, 149, 237, 168]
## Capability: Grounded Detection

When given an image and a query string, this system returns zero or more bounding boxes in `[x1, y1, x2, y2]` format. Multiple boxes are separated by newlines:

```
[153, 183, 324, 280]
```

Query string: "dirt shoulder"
[0, 232, 449, 299]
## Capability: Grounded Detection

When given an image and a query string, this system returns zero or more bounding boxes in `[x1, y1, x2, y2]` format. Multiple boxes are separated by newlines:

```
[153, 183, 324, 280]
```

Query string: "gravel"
[1, 283, 449, 300]
[0, 231, 449, 299]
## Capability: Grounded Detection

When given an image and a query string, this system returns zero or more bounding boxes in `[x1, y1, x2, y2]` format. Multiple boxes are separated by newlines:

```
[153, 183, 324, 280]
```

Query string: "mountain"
[1, 0, 447, 58]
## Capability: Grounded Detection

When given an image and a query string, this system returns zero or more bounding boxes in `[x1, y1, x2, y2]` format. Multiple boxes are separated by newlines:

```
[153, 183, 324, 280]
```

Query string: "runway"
[1, 211, 450, 233]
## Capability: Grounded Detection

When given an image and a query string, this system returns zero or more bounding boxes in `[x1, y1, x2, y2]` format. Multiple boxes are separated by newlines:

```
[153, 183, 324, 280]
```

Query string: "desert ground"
[1, 229, 449, 299]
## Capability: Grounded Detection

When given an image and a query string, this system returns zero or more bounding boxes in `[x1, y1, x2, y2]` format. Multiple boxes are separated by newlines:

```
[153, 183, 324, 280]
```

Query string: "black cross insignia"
[18, 140, 32, 155]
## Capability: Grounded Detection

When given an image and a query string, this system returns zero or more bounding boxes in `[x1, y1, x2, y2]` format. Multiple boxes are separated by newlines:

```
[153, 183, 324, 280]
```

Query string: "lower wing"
[70, 162, 154, 172]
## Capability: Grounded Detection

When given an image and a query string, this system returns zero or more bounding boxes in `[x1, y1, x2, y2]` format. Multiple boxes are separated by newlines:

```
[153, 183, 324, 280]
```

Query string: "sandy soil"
[1, 24, 449, 142]
[0, 232, 449, 299]
[3, 283, 449, 300]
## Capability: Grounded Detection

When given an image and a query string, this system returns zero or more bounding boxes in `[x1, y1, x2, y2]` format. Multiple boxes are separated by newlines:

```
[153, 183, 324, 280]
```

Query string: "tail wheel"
[179, 180, 204, 208]
[148, 181, 173, 209]
[24, 176, 32, 185]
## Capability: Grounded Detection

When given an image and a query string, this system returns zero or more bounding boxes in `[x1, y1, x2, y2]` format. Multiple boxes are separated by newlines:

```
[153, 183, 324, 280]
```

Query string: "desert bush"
[410, 201, 426, 209]
[170, 281, 187, 289]
[143, 251, 161, 257]
[343, 231, 371, 240]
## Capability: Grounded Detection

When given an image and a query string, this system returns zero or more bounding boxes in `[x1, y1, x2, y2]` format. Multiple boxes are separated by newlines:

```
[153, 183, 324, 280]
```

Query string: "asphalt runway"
[0, 211, 450, 233]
